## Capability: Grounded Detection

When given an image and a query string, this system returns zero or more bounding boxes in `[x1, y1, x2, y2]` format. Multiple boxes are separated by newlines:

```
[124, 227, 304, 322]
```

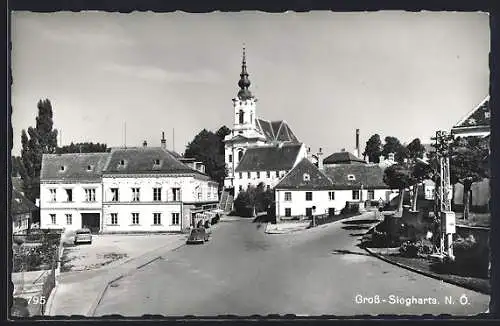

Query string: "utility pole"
[431, 130, 456, 261]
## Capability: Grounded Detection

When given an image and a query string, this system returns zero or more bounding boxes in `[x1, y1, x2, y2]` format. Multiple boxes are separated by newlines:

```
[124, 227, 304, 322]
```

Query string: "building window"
[172, 213, 180, 225]
[132, 188, 140, 202]
[153, 188, 162, 201]
[50, 214, 56, 224]
[111, 188, 119, 201]
[154, 159, 160, 165]
[238, 185, 243, 191]
[257, 171, 260, 178]
[229, 154, 233, 163]
[238, 150, 243, 162]
[367, 190, 375, 200]
[239, 172, 242, 179]
[110, 213, 118, 225]
[275, 171, 279, 178]
[60, 166, 65, 172]
[267, 185, 271, 191]
[239, 109, 244, 124]
[306, 207, 313, 217]
[172, 188, 181, 201]
[132, 213, 140, 225]
[119, 160, 125, 166]
[328, 208, 336, 216]
[328, 191, 335, 200]
[85, 188, 96, 202]
[198, 192, 202, 200]
[247, 172, 251, 179]
[285, 208, 291, 217]
[347, 174, 356, 181]
[266, 171, 270, 178]
[153, 213, 162, 225]
[87, 165, 93, 171]
[352, 190, 360, 200]
[49, 189, 57, 202]
[306, 192, 313, 201]
[284, 192, 292, 201]
[303, 173, 310, 181]
[65, 189, 73, 202]
[66, 214, 72, 225]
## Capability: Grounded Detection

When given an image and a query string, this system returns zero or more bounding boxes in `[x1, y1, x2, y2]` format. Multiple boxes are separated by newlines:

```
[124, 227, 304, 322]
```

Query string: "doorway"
[81, 213, 100, 234]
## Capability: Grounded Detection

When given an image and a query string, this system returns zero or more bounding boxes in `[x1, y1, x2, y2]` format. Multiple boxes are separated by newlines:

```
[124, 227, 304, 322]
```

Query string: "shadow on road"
[341, 225, 372, 231]
[342, 219, 379, 225]
[331, 249, 371, 256]
[349, 233, 368, 237]
[253, 214, 275, 224]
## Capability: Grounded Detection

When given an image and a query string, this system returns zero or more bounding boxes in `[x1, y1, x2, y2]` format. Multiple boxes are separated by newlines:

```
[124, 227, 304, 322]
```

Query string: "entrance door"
[81, 213, 100, 234]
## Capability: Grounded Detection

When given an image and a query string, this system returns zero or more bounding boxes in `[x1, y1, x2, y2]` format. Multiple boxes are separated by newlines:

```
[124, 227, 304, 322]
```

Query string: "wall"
[102, 202, 182, 232]
[234, 170, 287, 199]
[453, 178, 490, 209]
[40, 181, 102, 230]
[13, 213, 30, 234]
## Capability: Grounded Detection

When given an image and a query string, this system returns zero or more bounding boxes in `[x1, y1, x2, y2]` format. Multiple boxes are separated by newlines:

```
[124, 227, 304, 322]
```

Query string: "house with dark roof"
[451, 96, 490, 138]
[40, 140, 219, 233]
[222, 48, 306, 199]
[274, 158, 398, 221]
[11, 188, 38, 234]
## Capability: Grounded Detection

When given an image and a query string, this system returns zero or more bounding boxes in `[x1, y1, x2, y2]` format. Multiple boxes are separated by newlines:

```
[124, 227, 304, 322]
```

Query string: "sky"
[11, 11, 490, 157]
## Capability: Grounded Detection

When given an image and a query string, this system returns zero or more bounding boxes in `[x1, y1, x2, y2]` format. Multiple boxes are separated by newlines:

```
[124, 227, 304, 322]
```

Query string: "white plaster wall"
[234, 170, 287, 198]
[40, 208, 93, 230]
[102, 203, 182, 232]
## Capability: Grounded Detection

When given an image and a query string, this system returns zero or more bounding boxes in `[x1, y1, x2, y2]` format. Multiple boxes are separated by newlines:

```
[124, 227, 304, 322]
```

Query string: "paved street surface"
[94, 213, 489, 316]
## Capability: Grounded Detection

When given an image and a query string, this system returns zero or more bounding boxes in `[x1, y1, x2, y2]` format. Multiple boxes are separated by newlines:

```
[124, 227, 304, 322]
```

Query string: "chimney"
[317, 147, 324, 170]
[356, 129, 360, 158]
[143, 140, 148, 147]
[161, 131, 166, 149]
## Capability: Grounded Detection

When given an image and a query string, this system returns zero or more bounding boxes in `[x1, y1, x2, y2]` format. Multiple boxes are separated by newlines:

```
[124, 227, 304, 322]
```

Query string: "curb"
[44, 283, 58, 316]
[87, 240, 186, 316]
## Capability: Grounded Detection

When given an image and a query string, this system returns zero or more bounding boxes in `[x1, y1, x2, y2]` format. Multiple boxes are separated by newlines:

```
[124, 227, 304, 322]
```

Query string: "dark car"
[186, 227, 209, 244]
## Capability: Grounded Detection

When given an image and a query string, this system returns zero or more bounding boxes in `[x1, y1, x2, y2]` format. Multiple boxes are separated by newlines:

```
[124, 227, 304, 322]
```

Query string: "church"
[222, 48, 308, 201]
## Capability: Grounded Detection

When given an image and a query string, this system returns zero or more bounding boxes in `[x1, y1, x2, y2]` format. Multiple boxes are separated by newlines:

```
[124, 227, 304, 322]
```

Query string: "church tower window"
[238, 150, 244, 162]
[239, 109, 244, 124]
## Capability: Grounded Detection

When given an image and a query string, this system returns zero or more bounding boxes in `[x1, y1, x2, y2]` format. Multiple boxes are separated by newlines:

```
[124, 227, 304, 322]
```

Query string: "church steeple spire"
[237, 45, 253, 100]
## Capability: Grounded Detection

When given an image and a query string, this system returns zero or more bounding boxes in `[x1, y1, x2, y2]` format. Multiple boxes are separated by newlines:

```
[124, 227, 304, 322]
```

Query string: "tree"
[383, 163, 416, 214]
[19, 99, 58, 203]
[184, 126, 230, 191]
[11, 156, 24, 177]
[449, 136, 489, 219]
[56, 142, 109, 154]
[382, 136, 408, 163]
[363, 134, 383, 163]
[406, 138, 428, 211]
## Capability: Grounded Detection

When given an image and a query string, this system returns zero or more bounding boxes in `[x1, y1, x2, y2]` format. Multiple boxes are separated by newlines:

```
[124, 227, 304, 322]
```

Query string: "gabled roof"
[322, 164, 390, 190]
[41, 153, 110, 182]
[102, 147, 207, 177]
[275, 158, 333, 190]
[235, 143, 303, 172]
[255, 119, 300, 143]
[11, 189, 37, 215]
[323, 151, 366, 165]
[453, 96, 490, 129]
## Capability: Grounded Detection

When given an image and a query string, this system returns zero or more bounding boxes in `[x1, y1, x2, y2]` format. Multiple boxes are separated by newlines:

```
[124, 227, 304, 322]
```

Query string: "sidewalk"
[45, 234, 186, 316]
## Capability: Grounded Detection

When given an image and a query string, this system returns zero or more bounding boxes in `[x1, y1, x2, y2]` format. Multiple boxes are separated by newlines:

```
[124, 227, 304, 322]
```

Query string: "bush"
[399, 240, 432, 258]
[12, 233, 60, 272]
[11, 297, 30, 317]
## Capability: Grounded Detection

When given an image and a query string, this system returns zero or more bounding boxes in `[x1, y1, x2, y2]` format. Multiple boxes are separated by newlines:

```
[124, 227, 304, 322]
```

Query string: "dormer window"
[485, 111, 490, 119]
[303, 173, 310, 181]
[59, 166, 65, 172]
[87, 165, 93, 171]
[119, 160, 125, 166]
[154, 159, 161, 165]
[347, 174, 356, 181]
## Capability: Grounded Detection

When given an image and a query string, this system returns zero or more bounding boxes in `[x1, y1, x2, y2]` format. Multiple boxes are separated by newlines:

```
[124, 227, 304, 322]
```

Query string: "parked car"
[74, 228, 92, 245]
[186, 227, 209, 244]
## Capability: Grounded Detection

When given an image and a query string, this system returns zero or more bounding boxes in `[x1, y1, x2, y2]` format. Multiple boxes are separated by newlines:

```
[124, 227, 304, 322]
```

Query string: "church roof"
[256, 119, 300, 143]
[323, 151, 366, 165]
[41, 153, 110, 182]
[275, 158, 333, 190]
[102, 147, 208, 178]
[452, 96, 490, 130]
[235, 143, 303, 172]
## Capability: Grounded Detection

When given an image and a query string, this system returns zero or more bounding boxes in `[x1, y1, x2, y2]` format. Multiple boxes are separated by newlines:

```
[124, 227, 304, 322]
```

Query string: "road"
[94, 212, 489, 316]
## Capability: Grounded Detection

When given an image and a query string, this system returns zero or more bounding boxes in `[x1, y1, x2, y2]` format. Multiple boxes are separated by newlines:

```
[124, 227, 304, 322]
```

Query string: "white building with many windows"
[40, 144, 219, 233]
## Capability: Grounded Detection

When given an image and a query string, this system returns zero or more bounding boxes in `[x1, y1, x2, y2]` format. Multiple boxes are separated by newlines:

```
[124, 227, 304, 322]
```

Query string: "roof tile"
[235, 143, 303, 172]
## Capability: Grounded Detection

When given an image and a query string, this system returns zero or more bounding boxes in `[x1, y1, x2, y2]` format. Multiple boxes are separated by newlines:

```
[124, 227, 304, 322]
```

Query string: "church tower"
[232, 46, 258, 136]
[223, 46, 267, 189]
